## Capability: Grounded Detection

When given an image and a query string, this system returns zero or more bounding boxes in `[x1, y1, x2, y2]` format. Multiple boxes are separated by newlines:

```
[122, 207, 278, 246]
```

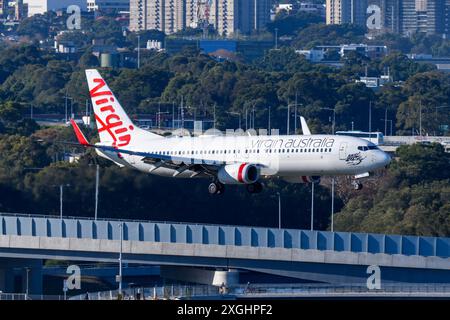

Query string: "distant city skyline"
[326, 0, 450, 37]
[129, 0, 271, 37]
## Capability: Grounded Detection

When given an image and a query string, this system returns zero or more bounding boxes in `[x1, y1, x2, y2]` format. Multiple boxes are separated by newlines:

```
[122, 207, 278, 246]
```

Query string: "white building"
[87, 0, 130, 12]
[23, 0, 87, 17]
[296, 49, 325, 62]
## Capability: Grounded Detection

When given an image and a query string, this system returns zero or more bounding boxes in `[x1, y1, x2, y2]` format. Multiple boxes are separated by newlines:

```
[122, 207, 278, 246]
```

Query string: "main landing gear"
[208, 181, 264, 195]
[351, 180, 363, 190]
[208, 181, 225, 195]
[246, 182, 263, 194]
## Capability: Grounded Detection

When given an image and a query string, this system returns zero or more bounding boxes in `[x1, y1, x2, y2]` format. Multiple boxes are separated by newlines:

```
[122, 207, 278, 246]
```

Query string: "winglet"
[70, 119, 90, 146]
[300, 116, 312, 135]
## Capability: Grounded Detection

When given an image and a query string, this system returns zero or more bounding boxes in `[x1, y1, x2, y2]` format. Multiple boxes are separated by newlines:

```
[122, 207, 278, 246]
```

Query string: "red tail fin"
[70, 119, 90, 146]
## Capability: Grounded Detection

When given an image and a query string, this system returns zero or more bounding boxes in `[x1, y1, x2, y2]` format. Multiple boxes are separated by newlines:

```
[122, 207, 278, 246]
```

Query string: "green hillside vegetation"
[334, 144, 450, 236]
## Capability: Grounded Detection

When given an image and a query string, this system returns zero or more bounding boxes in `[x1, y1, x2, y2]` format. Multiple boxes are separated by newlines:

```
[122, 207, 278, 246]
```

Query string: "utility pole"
[95, 164, 99, 221]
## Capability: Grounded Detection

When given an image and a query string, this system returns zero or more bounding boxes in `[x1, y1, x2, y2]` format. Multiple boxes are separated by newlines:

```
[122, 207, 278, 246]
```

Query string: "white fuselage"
[98, 134, 391, 180]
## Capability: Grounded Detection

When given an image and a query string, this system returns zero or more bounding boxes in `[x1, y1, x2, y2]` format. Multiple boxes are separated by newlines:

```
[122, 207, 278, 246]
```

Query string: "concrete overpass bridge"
[0, 213, 449, 295]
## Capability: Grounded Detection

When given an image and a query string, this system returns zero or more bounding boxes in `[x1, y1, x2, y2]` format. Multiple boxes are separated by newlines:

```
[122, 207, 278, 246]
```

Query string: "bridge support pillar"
[160, 266, 239, 287]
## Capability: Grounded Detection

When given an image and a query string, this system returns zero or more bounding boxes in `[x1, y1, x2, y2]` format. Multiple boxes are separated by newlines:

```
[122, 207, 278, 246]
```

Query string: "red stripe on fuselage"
[237, 163, 247, 183]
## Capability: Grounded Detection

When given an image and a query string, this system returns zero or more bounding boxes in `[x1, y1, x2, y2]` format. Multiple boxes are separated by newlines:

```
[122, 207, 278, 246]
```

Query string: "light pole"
[418, 100, 423, 137]
[311, 182, 315, 231]
[287, 102, 303, 135]
[137, 35, 141, 69]
[268, 106, 271, 134]
[274, 28, 278, 50]
[226, 112, 241, 129]
[25, 267, 30, 300]
[276, 192, 281, 229]
[95, 164, 99, 220]
[58, 184, 70, 220]
[380, 118, 393, 136]
[369, 101, 372, 134]
[434, 106, 450, 135]
[331, 178, 335, 232]
[118, 222, 123, 296]
[287, 102, 289, 135]
[321, 107, 336, 134]
[157, 111, 169, 129]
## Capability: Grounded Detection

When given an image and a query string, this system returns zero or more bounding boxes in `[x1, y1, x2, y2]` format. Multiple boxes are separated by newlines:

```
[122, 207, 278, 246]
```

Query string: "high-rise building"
[400, 0, 445, 35]
[130, 0, 185, 34]
[87, 0, 130, 13]
[209, 0, 271, 37]
[0, 0, 6, 17]
[326, 0, 448, 36]
[326, 0, 367, 25]
[445, 0, 450, 37]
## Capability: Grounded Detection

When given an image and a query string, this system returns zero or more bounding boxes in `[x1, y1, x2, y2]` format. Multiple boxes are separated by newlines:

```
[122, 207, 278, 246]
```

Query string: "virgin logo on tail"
[90, 78, 134, 147]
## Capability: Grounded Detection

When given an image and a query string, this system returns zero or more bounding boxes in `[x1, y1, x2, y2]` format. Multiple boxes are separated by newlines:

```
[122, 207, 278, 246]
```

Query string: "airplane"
[70, 69, 391, 195]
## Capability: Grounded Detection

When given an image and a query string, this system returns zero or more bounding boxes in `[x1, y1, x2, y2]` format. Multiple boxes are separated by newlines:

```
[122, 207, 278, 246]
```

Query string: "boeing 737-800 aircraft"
[70, 69, 391, 194]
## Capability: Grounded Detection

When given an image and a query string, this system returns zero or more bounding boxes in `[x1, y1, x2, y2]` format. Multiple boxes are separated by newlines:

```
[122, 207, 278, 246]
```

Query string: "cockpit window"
[358, 145, 379, 151]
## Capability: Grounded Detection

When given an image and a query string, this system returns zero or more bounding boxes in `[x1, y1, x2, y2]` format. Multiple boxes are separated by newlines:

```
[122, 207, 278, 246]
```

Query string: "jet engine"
[218, 163, 260, 185]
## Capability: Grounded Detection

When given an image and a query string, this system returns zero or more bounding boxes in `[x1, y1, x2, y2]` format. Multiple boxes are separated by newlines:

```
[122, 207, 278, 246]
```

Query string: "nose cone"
[380, 151, 391, 167]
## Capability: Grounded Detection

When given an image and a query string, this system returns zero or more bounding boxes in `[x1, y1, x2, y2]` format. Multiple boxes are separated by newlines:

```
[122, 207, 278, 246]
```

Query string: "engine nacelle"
[218, 163, 260, 185]
[283, 176, 321, 184]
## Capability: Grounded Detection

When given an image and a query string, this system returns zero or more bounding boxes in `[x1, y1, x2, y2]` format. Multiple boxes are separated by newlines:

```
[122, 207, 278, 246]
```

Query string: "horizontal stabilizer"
[70, 119, 90, 146]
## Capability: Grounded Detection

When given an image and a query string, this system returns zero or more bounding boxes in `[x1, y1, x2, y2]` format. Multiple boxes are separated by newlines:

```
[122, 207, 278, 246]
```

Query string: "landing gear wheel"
[352, 181, 363, 190]
[246, 182, 263, 194]
[208, 182, 225, 195]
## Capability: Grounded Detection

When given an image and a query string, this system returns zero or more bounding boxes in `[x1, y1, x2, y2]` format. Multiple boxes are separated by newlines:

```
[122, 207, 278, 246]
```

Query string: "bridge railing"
[69, 283, 450, 300]
[0, 213, 449, 258]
